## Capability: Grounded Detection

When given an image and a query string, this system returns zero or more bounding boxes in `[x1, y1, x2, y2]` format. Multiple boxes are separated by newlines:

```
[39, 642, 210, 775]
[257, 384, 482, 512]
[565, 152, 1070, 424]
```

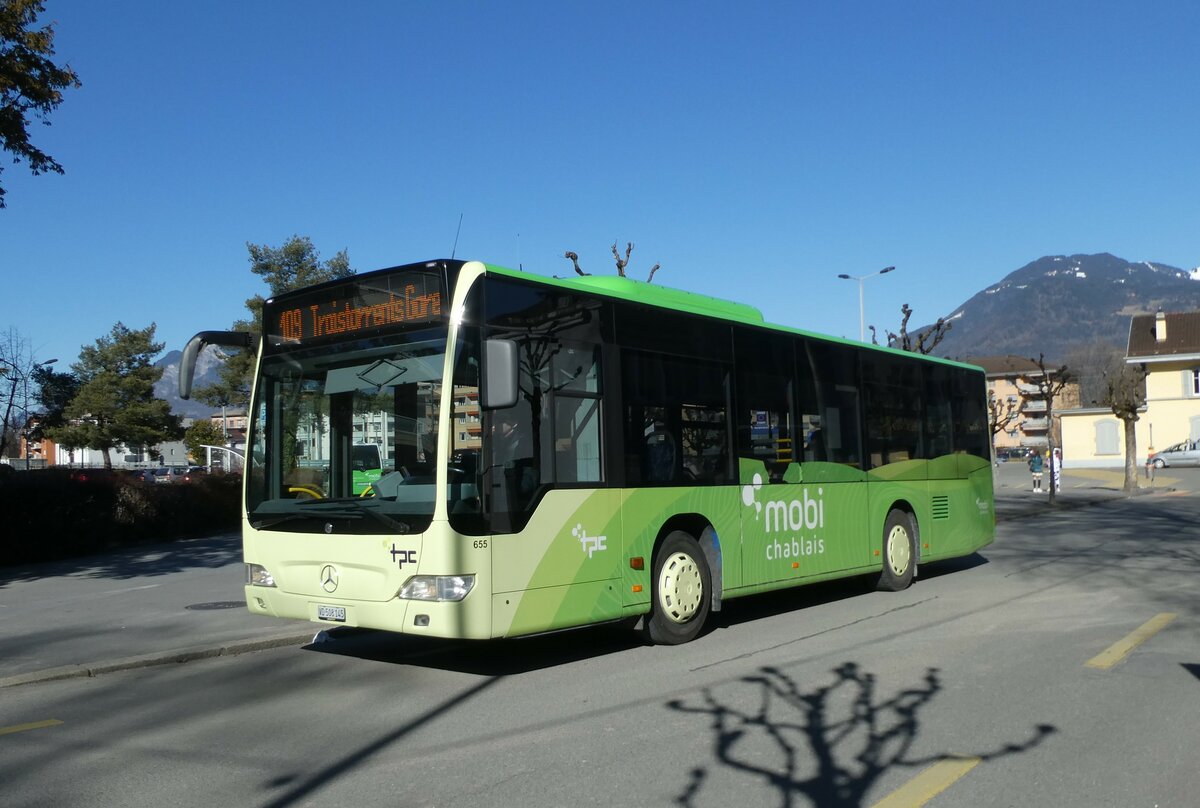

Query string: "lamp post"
[837, 266, 896, 341]
[0, 357, 58, 470]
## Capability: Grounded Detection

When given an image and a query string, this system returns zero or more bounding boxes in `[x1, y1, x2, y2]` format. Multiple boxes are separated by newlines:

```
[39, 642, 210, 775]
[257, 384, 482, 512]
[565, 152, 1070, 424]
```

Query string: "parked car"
[182, 466, 207, 482]
[153, 466, 191, 484]
[1148, 440, 1200, 468]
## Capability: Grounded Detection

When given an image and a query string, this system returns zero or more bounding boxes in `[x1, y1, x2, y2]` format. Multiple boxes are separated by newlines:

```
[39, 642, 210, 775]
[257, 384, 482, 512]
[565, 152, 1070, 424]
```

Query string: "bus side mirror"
[179, 331, 254, 399]
[483, 339, 519, 410]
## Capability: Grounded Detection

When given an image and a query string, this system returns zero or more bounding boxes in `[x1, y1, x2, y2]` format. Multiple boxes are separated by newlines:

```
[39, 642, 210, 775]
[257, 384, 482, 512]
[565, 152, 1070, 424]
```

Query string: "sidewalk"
[0, 532, 313, 688]
[991, 461, 1191, 521]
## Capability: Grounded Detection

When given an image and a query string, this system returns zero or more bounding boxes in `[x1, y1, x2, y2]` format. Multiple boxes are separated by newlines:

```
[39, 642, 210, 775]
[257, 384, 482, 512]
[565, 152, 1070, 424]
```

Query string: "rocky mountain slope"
[153, 346, 230, 420]
[927, 253, 1200, 361]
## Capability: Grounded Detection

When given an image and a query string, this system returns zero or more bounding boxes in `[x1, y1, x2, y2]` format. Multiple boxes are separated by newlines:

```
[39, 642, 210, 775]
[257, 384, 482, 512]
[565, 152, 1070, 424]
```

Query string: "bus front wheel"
[876, 509, 916, 592]
[646, 531, 711, 645]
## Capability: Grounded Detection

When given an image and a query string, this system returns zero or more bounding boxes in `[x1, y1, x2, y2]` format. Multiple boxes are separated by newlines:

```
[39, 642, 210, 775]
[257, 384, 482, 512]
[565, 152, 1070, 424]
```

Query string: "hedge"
[0, 468, 241, 566]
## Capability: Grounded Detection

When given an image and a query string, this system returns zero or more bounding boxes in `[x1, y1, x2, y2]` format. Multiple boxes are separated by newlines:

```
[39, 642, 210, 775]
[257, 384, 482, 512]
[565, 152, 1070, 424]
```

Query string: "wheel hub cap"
[887, 525, 911, 576]
[658, 551, 703, 623]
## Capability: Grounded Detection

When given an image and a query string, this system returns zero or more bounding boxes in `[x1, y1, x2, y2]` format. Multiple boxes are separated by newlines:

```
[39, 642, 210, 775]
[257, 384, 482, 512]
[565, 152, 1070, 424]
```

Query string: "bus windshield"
[246, 326, 476, 532]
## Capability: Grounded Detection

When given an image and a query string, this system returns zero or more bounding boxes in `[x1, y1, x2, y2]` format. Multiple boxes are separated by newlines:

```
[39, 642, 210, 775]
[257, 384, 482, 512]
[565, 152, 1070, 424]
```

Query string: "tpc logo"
[572, 524, 607, 558]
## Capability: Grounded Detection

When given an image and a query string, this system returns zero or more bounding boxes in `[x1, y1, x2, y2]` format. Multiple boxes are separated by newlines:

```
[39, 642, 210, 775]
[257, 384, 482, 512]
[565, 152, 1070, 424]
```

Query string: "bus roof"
[480, 262, 983, 374]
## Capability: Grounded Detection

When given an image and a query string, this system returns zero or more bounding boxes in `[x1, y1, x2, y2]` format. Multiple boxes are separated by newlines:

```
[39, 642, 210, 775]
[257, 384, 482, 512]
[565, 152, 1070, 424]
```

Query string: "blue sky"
[4, 1, 1199, 368]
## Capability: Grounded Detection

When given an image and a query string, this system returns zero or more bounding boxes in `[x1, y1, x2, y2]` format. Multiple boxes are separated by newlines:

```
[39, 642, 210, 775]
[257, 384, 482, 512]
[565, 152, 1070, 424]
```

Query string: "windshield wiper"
[251, 508, 364, 530]
[296, 498, 412, 534]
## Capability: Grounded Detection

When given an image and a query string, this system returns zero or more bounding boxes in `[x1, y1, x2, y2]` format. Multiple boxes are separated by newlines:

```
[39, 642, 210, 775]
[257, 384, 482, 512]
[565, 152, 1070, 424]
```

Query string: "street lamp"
[837, 266, 896, 341]
[0, 357, 58, 470]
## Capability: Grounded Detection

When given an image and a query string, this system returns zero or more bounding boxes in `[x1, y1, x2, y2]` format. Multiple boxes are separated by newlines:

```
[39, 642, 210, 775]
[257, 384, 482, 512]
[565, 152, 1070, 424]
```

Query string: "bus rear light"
[246, 563, 276, 587]
[398, 575, 475, 602]
[630, 557, 644, 570]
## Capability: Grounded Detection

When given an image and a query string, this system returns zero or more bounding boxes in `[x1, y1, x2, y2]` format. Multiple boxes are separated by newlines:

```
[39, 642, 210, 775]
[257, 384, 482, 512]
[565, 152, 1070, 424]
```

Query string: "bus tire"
[876, 509, 916, 592]
[645, 531, 711, 645]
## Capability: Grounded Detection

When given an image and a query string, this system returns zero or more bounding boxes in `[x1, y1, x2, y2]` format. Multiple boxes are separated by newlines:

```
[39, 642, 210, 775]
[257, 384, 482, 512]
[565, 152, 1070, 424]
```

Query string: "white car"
[1149, 440, 1200, 468]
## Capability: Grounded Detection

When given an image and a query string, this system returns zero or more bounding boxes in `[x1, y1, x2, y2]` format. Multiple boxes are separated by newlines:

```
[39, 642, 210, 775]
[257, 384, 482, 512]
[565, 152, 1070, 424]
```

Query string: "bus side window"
[798, 340, 863, 468]
[733, 329, 795, 483]
[622, 352, 730, 486]
[644, 426, 676, 483]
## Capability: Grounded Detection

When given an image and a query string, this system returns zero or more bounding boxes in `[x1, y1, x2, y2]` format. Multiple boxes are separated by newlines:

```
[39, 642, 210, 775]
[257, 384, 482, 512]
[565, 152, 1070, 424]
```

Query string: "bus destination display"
[269, 271, 444, 347]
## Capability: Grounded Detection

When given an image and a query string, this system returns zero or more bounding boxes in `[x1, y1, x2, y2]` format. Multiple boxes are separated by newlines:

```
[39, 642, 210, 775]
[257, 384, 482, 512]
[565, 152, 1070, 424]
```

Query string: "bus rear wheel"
[645, 531, 711, 645]
[876, 509, 916, 592]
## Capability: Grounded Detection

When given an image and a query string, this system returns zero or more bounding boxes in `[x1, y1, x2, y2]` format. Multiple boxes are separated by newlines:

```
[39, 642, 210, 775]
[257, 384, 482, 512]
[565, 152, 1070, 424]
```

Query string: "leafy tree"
[0, 0, 82, 208]
[194, 235, 353, 409]
[184, 418, 225, 464]
[48, 323, 180, 468]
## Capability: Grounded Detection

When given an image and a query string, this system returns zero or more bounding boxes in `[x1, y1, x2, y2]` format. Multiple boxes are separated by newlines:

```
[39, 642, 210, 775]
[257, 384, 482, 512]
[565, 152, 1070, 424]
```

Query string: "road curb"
[0, 632, 315, 689]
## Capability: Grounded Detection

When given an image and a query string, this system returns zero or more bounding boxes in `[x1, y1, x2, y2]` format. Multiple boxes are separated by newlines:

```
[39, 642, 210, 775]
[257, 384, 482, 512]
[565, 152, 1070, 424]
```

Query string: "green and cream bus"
[180, 259, 994, 645]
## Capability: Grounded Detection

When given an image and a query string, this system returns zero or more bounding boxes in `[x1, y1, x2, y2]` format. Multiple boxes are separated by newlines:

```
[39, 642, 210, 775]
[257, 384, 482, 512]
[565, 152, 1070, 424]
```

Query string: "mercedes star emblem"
[320, 564, 339, 593]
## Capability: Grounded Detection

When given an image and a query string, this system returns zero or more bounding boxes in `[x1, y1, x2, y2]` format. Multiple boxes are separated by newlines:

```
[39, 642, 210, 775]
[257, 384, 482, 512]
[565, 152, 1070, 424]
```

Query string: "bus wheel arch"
[654, 515, 722, 612]
[645, 519, 716, 645]
[876, 504, 918, 592]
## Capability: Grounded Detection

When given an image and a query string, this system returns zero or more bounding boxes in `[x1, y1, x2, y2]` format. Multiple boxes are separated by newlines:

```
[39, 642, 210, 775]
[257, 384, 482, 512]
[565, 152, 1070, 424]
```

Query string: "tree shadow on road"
[669, 663, 1054, 807]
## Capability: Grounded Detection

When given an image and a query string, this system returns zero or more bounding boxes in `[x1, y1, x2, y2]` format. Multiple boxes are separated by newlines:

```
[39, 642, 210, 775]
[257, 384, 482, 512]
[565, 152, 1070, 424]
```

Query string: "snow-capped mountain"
[153, 346, 232, 419]
[924, 253, 1200, 362]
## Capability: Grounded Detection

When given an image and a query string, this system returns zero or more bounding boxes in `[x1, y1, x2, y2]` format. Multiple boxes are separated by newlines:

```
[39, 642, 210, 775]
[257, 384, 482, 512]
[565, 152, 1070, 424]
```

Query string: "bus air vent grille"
[931, 495, 950, 520]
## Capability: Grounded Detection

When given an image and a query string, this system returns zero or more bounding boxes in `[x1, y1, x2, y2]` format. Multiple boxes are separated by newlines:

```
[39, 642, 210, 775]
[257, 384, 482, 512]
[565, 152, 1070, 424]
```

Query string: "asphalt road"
[1, 480, 1197, 807]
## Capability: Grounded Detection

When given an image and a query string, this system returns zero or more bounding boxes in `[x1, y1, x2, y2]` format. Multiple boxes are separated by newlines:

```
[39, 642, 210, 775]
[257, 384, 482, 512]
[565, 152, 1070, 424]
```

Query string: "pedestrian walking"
[1029, 450, 1044, 492]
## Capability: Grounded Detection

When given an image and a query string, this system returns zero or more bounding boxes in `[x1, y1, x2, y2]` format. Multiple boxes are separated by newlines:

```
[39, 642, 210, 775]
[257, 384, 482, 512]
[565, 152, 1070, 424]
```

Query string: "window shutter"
[1094, 420, 1119, 455]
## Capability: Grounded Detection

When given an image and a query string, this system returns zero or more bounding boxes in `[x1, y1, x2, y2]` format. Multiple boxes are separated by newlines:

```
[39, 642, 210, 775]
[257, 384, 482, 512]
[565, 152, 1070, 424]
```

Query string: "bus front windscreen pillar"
[394, 383, 420, 472]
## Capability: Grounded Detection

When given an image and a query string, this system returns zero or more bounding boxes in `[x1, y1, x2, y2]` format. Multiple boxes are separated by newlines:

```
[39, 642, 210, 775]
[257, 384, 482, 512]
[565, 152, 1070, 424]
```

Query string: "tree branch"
[563, 251, 588, 276]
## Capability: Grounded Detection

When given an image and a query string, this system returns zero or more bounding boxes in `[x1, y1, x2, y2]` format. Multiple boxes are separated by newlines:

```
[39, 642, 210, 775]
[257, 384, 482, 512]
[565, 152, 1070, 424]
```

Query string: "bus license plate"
[317, 604, 346, 622]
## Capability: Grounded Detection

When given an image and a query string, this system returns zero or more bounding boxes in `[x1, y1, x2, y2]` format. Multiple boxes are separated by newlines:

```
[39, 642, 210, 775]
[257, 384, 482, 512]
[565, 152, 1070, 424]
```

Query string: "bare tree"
[563, 242, 661, 282]
[1103, 362, 1147, 494]
[987, 389, 1021, 456]
[870, 304, 952, 355]
[1064, 339, 1146, 494]
[1064, 339, 1124, 408]
[0, 327, 35, 458]
[1030, 353, 1071, 505]
[563, 251, 588, 276]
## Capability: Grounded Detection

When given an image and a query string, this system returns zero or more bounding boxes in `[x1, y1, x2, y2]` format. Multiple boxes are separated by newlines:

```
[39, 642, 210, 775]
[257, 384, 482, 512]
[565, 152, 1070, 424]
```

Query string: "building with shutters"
[1059, 310, 1200, 468]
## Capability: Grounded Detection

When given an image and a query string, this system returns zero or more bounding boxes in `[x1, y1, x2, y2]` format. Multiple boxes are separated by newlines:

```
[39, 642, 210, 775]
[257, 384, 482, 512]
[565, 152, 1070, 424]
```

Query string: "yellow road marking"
[871, 756, 981, 808]
[0, 719, 64, 737]
[1086, 613, 1177, 670]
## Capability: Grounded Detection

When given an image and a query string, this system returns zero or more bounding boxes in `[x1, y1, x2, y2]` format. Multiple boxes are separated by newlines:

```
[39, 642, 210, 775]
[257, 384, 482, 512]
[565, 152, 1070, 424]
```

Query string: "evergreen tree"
[50, 323, 180, 467]
[183, 418, 225, 464]
[0, 0, 82, 207]
[194, 235, 353, 409]
[28, 362, 78, 441]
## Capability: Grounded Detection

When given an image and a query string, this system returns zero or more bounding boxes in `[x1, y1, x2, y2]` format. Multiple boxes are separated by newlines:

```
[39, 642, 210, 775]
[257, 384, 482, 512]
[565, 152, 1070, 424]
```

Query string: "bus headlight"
[398, 575, 474, 602]
[245, 563, 276, 587]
